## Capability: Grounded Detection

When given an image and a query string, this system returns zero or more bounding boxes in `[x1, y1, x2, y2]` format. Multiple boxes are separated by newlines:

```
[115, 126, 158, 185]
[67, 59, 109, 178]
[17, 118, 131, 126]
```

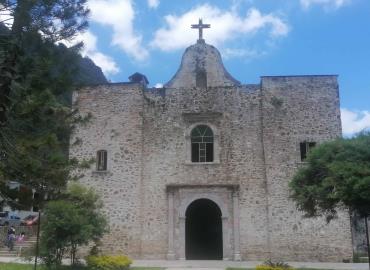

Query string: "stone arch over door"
[179, 193, 228, 218]
[166, 185, 241, 261]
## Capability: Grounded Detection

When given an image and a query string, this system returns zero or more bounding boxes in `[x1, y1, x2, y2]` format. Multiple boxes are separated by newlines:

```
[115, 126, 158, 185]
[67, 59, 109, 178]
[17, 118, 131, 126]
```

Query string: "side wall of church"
[69, 83, 144, 257]
[140, 85, 271, 259]
[261, 76, 352, 261]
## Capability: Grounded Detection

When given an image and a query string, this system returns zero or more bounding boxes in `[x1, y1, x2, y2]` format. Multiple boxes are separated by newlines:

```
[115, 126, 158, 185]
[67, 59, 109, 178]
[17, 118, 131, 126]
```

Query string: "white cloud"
[148, 0, 160, 9]
[341, 108, 370, 136]
[154, 83, 163, 88]
[150, 4, 289, 51]
[87, 51, 120, 76]
[63, 31, 119, 76]
[301, 0, 351, 9]
[88, 0, 149, 61]
[0, 4, 13, 28]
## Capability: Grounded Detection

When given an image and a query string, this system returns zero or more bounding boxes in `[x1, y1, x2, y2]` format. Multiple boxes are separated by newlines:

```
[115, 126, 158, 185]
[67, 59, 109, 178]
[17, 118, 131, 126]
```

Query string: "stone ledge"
[92, 170, 110, 175]
[182, 112, 222, 122]
[166, 183, 239, 191]
[183, 161, 220, 165]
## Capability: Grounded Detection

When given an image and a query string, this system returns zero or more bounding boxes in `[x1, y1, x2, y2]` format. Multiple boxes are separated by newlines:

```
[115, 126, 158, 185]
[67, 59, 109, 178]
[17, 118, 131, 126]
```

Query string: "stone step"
[0, 250, 17, 253]
[0, 247, 33, 257]
[0, 254, 17, 257]
[0, 251, 18, 257]
[0, 242, 36, 248]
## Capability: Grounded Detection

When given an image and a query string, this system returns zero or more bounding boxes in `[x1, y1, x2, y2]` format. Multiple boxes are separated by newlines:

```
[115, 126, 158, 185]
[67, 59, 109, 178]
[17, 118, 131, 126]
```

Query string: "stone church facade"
[70, 31, 352, 261]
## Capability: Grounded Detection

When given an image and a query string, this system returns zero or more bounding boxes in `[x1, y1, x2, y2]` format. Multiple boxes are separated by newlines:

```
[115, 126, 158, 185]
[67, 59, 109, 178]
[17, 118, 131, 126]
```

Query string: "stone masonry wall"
[70, 83, 144, 257]
[261, 76, 352, 261]
[140, 84, 270, 259]
[70, 75, 353, 261]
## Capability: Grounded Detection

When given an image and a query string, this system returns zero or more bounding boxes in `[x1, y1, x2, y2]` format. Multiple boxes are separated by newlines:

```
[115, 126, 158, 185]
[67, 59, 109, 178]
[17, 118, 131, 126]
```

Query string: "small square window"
[300, 142, 316, 161]
[96, 150, 107, 171]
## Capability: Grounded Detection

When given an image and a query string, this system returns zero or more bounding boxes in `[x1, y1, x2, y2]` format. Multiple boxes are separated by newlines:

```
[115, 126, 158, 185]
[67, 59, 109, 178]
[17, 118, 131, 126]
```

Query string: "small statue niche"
[196, 69, 207, 88]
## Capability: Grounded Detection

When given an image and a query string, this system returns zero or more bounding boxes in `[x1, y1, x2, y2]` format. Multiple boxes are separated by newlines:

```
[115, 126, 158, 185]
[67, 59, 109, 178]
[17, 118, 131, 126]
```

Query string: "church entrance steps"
[0, 236, 37, 257]
[131, 260, 370, 270]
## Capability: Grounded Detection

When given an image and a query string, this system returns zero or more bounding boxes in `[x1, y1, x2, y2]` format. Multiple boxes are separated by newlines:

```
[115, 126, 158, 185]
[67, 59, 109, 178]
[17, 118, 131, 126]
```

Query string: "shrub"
[40, 184, 108, 268]
[256, 266, 285, 270]
[256, 259, 292, 270]
[86, 255, 132, 270]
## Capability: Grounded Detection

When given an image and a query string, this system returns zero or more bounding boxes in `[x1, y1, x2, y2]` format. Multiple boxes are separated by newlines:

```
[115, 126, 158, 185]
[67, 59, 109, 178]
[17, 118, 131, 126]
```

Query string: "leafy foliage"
[0, 38, 83, 194]
[0, 1, 106, 202]
[40, 183, 108, 268]
[0, 181, 35, 209]
[289, 132, 370, 221]
[0, 0, 89, 42]
[261, 259, 291, 269]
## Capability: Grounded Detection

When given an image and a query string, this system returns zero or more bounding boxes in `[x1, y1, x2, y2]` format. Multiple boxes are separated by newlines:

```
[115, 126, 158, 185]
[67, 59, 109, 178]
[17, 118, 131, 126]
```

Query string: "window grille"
[191, 125, 214, 162]
[96, 150, 107, 171]
[300, 142, 316, 161]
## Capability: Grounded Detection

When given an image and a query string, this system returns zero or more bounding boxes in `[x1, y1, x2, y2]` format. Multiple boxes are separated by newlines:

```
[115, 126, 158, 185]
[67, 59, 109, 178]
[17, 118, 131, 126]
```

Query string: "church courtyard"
[0, 259, 369, 270]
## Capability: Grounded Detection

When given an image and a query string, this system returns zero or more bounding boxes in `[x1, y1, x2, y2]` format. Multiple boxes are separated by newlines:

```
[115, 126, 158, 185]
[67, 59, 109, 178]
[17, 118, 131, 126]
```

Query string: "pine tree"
[0, 0, 90, 198]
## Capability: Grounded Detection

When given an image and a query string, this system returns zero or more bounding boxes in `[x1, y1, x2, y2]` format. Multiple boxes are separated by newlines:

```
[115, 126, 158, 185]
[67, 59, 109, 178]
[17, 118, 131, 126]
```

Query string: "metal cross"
[191, 18, 211, 40]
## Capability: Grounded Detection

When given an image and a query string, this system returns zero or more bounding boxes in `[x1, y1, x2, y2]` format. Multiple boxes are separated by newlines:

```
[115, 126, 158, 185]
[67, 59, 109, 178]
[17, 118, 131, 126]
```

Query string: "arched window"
[96, 150, 107, 171]
[191, 125, 214, 162]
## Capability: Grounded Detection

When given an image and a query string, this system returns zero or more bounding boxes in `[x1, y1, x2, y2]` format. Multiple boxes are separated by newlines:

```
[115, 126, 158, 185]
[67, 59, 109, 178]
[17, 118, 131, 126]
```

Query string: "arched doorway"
[185, 198, 223, 260]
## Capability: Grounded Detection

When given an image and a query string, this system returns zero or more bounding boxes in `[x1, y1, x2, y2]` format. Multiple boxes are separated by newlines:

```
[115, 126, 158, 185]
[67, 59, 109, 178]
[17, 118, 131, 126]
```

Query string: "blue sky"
[76, 0, 370, 136]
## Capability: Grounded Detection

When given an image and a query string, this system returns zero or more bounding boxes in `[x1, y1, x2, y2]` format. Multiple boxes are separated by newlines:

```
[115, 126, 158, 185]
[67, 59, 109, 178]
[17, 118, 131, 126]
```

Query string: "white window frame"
[185, 123, 220, 165]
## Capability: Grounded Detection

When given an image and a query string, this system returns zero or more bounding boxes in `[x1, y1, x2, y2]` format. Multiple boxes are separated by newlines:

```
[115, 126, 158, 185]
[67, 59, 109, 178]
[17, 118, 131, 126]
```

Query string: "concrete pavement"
[132, 260, 369, 270]
[0, 257, 368, 270]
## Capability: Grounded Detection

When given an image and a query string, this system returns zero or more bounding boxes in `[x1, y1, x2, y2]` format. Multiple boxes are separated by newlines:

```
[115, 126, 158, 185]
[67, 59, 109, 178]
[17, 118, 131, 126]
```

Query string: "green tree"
[290, 132, 370, 220]
[290, 131, 370, 266]
[0, 0, 90, 198]
[0, 0, 89, 124]
[41, 183, 108, 268]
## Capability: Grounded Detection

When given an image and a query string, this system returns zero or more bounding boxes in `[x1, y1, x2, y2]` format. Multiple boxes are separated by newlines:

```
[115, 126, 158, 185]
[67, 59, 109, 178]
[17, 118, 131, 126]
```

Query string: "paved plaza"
[132, 260, 369, 270]
[0, 257, 368, 270]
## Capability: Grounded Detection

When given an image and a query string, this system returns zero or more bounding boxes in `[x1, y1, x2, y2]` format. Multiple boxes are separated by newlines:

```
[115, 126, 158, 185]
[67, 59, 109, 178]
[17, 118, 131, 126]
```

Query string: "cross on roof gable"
[191, 18, 211, 41]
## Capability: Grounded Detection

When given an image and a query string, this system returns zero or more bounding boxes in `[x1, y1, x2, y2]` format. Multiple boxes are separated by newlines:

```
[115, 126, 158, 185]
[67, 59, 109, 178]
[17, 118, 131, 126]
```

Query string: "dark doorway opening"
[185, 198, 223, 260]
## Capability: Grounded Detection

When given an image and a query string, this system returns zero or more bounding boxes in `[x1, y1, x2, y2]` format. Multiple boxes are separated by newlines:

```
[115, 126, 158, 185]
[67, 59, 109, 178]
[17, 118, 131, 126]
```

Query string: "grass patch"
[0, 263, 35, 270]
[0, 263, 85, 270]
[0, 263, 164, 270]
[0, 265, 347, 270]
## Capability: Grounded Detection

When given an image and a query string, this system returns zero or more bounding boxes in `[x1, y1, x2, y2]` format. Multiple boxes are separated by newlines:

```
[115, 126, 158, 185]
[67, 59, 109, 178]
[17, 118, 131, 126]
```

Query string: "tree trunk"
[71, 244, 77, 265]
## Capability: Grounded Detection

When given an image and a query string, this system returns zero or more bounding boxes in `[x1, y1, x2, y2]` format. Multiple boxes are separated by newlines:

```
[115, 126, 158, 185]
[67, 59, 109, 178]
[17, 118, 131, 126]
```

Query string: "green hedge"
[86, 255, 132, 270]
